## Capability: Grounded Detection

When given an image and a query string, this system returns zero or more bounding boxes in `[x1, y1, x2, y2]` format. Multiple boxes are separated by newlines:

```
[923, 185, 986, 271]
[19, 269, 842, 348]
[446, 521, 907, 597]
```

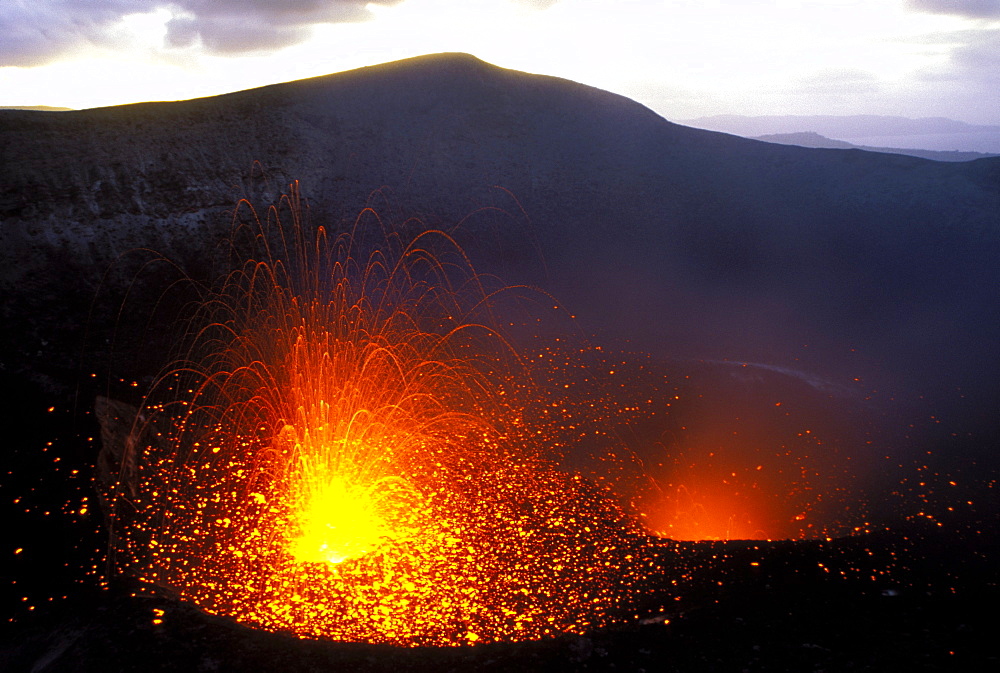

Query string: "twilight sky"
[1, 0, 998, 124]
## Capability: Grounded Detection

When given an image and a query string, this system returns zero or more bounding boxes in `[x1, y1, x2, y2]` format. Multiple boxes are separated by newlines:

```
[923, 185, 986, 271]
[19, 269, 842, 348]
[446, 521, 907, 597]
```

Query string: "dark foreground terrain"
[2, 524, 996, 673]
[2, 372, 997, 672]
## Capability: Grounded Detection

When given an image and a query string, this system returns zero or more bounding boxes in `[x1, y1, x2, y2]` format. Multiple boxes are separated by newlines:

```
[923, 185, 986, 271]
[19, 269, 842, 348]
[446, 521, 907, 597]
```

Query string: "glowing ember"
[105, 185, 646, 645]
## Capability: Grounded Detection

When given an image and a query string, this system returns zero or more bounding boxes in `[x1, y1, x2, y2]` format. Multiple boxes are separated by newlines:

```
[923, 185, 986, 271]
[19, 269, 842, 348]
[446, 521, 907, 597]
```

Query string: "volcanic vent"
[101, 185, 651, 646]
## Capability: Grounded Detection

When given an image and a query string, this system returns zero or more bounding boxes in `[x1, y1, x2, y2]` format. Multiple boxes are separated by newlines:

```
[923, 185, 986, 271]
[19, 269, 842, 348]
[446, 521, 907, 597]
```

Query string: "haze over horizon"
[2, 0, 999, 126]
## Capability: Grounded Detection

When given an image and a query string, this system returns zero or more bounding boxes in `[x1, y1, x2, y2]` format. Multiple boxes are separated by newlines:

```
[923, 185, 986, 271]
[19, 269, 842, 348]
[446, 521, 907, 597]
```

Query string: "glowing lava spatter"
[107, 185, 647, 645]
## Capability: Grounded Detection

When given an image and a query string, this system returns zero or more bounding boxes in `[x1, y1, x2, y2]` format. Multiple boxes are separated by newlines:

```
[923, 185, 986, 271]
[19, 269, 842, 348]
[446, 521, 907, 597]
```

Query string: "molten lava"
[647, 482, 773, 541]
[107, 186, 647, 645]
[288, 476, 404, 564]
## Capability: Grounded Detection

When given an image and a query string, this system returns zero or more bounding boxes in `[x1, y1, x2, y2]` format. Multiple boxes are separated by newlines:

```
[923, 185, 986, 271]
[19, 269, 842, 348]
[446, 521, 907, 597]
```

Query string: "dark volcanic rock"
[2, 527, 996, 672]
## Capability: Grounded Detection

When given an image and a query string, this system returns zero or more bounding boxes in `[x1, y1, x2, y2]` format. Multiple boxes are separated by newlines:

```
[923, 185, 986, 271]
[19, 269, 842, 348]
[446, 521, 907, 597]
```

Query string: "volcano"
[2, 53, 998, 670]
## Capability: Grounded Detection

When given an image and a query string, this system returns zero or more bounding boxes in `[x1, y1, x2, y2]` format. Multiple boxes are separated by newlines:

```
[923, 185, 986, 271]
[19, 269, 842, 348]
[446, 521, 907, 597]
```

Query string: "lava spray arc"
[105, 184, 647, 645]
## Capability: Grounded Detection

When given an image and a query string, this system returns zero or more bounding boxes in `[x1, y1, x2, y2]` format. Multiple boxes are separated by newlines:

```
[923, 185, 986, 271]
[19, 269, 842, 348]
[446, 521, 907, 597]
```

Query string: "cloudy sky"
[1, 0, 998, 124]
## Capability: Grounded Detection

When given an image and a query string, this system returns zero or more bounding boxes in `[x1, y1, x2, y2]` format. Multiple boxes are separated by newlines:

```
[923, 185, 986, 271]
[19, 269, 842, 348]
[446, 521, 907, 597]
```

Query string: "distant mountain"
[2, 53, 999, 445]
[0, 105, 73, 111]
[682, 114, 1000, 154]
[754, 131, 999, 162]
[681, 114, 1000, 138]
[755, 131, 858, 150]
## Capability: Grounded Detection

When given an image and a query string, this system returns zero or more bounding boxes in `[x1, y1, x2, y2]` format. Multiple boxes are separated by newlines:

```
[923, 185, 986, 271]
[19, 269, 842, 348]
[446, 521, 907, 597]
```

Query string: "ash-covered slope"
[2, 52, 999, 436]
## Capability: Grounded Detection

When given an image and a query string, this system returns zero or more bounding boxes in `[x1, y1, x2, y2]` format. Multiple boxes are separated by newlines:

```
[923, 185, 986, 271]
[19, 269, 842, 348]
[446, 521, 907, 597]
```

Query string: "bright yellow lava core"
[289, 478, 392, 565]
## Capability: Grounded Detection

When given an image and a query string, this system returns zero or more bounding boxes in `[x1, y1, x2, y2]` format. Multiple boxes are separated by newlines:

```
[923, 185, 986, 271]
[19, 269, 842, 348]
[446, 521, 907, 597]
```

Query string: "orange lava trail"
[107, 185, 649, 645]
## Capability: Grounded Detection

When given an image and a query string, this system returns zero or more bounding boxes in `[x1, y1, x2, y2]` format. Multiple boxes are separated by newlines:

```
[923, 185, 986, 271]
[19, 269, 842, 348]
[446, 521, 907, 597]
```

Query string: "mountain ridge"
[2, 52, 999, 436]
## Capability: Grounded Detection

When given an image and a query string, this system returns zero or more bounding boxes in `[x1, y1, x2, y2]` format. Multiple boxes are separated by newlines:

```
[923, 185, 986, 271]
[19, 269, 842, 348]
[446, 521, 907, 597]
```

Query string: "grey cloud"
[0, 0, 149, 67]
[164, 15, 311, 53]
[906, 0, 1000, 19]
[0, 0, 405, 67]
[947, 27, 1000, 96]
[952, 28, 1000, 70]
[909, 28, 1000, 122]
[914, 27, 1000, 82]
[163, 0, 395, 54]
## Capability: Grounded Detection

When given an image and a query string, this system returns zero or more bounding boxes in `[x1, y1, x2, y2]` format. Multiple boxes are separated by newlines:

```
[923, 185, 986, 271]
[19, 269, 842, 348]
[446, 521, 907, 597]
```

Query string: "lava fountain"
[105, 185, 645, 645]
